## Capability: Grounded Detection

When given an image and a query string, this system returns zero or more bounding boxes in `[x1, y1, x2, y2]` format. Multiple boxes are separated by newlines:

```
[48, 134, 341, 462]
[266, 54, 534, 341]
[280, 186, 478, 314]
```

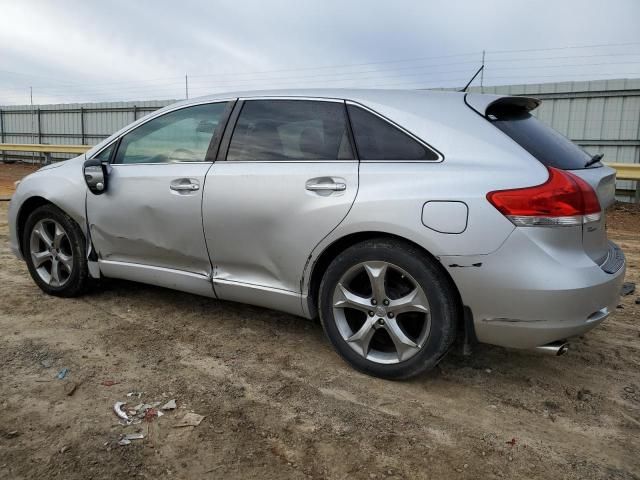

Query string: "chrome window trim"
[237, 95, 345, 103]
[90, 96, 444, 164]
[89, 98, 236, 163]
[345, 100, 444, 163]
[215, 160, 357, 164]
[110, 161, 214, 167]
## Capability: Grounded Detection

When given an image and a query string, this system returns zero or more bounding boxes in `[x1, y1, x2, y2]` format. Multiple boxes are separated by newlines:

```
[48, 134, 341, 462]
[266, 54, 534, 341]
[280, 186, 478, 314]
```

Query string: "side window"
[93, 142, 115, 162]
[347, 105, 438, 161]
[226, 100, 353, 161]
[113, 102, 228, 164]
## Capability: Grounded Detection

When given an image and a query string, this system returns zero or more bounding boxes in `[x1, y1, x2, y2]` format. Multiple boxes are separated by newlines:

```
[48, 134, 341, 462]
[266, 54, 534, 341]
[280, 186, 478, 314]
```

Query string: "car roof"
[171, 88, 467, 108]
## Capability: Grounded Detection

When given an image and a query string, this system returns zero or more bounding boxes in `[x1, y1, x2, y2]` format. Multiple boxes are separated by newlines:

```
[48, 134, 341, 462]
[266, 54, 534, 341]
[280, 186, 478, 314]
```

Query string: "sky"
[1, 0, 640, 105]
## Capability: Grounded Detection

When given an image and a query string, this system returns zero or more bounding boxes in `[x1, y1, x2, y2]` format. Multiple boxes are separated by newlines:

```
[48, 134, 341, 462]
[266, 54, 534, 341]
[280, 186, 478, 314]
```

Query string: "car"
[8, 89, 626, 379]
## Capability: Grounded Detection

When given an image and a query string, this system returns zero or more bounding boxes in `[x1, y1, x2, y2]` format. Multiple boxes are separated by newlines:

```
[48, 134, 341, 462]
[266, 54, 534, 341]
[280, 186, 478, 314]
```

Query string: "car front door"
[87, 101, 232, 278]
[203, 98, 359, 307]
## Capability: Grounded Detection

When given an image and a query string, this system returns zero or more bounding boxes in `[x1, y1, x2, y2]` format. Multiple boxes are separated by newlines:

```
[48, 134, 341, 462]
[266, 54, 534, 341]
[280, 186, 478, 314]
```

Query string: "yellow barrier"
[0, 143, 91, 155]
[605, 163, 640, 181]
[0, 143, 638, 180]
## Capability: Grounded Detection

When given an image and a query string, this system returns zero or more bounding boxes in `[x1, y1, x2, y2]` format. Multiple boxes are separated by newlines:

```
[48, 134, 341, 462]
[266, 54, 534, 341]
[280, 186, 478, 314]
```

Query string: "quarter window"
[347, 105, 438, 161]
[93, 142, 115, 162]
[226, 100, 354, 161]
[113, 102, 228, 164]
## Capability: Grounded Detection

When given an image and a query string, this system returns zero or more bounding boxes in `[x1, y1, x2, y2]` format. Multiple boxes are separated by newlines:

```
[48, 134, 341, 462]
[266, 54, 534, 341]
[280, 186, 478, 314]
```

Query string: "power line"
[6, 59, 640, 100]
[2, 69, 637, 105]
[114, 60, 640, 91]
[16, 57, 640, 98]
[487, 51, 640, 63]
[369, 71, 640, 89]
[5, 51, 482, 90]
[488, 41, 640, 54]
[5, 40, 640, 90]
[18, 50, 640, 94]
[3, 41, 640, 104]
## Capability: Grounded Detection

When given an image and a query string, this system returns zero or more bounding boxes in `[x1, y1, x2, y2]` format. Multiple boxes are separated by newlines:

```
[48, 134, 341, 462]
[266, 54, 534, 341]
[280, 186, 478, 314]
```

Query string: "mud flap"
[462, 306, 477, 356]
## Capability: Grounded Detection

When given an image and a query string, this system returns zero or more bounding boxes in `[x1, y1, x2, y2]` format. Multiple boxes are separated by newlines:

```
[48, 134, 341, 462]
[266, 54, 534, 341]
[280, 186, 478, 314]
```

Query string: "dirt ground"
[0, 170, 639, 479]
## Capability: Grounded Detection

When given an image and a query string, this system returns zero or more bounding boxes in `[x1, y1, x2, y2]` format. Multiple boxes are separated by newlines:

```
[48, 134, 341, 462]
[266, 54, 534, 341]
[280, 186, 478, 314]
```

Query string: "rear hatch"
[469, 94, 616, 265]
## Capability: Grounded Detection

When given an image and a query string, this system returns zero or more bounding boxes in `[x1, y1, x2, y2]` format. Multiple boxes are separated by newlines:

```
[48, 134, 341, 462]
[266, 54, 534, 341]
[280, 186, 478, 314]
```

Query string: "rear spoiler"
[464, 93, 541, 118]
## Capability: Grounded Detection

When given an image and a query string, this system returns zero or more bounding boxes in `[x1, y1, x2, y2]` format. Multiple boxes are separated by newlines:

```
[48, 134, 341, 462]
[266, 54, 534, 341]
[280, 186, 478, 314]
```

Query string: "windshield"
[492, 113, 593, 170]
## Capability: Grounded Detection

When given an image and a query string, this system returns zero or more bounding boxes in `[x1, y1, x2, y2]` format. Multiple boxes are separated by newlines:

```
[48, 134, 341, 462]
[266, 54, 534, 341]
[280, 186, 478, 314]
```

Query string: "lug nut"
[371, 299, 377, 306]
[387, 312, 394, 318]
[378, 318, 386, 326]
[383, 299, 390, 306]
[368, 311, 374, 317]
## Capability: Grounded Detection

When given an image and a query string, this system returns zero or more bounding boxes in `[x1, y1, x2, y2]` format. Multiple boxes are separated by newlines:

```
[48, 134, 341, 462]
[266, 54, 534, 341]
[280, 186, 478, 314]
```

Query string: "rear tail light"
[487, 167, 601, 227]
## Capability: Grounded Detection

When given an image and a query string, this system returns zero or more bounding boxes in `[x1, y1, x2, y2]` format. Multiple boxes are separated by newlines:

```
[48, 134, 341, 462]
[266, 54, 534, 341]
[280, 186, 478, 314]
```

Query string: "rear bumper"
[442, 229, 625, 349]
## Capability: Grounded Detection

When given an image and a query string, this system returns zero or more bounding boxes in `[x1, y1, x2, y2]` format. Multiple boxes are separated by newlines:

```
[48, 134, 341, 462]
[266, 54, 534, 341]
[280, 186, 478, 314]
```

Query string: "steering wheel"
[168, 148, 197, 162]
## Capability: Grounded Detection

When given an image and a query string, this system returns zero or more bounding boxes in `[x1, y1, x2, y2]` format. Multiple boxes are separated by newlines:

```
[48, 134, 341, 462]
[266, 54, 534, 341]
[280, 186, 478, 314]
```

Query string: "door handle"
[170, 179, 200, 192]
[170, 183, 199, 192]
[305, 182, 347, 192]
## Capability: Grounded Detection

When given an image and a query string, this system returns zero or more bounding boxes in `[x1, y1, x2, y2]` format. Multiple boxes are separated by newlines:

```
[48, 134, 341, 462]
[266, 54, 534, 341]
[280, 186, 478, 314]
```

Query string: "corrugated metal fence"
[0, 100, 174, 162]
[1, 78, 639, 200]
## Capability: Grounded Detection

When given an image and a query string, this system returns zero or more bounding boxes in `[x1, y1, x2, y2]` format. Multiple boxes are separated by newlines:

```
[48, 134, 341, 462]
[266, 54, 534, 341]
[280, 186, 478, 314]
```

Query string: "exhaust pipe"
[535, 341, 569, 356]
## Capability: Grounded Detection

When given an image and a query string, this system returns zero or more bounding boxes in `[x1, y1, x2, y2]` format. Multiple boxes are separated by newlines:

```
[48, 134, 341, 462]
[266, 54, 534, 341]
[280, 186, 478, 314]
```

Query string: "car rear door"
[87, 101, 232, 276]
[202, 98, 358, 295]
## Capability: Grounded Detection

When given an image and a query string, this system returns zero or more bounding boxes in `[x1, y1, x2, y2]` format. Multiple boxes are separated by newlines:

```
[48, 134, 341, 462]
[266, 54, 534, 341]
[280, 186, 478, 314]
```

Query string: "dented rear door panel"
[203, 161, 358, 293]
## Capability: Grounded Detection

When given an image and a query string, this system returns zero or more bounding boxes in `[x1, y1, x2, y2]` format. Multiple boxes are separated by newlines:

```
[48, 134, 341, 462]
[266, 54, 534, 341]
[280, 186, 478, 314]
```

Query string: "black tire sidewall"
[319, 239, 458, 379]
[22, 204, 88, 297]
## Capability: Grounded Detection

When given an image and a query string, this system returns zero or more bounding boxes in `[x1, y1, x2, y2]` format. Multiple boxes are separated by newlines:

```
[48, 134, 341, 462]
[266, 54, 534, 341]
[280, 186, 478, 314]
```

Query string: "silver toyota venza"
[8, 89, 626, 379]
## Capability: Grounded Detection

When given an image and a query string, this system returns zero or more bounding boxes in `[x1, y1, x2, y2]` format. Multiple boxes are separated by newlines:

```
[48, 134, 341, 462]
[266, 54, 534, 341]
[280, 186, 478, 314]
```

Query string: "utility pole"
[30, 86, 36, 162]
[480, 50, 485, 93]
[185, 74, 189, 99]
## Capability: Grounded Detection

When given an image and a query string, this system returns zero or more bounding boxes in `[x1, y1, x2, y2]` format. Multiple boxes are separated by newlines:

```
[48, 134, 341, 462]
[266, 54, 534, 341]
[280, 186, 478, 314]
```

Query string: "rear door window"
[347, 105, 438, 160]
[226, 100, 354, 161]
[491, 113, 591, 170]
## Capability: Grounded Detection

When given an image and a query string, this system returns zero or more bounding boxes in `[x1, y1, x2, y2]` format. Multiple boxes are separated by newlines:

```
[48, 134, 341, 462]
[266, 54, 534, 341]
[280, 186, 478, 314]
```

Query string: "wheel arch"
[16, 196, 55, 256]
[306, 231, 464, 323]
[16, 197, 86, 258]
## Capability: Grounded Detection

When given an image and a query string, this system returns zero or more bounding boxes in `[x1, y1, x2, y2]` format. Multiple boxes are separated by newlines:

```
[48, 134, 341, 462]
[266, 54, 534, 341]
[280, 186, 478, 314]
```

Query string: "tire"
[318, 238, 459, 379]
[22, 204, 89, 297]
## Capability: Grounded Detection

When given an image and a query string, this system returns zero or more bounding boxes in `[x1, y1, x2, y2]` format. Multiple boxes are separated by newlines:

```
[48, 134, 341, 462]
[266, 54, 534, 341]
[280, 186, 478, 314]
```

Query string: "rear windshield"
[491, 113, 592, 170]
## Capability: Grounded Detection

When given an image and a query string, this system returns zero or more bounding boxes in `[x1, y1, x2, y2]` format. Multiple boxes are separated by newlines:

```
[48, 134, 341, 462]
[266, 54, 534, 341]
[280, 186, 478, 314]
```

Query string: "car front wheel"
[319, 238, 459, 379]
[22, 204, 89, 297]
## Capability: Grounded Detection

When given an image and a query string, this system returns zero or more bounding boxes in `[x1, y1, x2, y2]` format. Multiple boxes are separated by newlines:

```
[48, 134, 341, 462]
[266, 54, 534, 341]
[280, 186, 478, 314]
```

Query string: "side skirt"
[97, 260, 309, 317]
[213, 278, 308, 318]
[98, 260, 216, 298]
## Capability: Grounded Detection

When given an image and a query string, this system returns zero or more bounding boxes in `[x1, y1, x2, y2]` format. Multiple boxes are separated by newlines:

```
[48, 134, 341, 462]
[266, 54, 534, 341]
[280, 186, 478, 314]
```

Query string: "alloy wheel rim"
[29, 219, 73, 287]
[332, 261, 431, 364]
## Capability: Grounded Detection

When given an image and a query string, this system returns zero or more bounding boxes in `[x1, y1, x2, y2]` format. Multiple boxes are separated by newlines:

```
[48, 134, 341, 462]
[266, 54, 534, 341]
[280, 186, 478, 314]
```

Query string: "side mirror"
[83, 158, 109, 195]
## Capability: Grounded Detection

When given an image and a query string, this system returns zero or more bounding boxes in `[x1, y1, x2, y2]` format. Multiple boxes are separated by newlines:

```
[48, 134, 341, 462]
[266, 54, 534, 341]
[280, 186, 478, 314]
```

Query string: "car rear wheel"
[319, 238, 459, 379]
[22, 204, 89, 297]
